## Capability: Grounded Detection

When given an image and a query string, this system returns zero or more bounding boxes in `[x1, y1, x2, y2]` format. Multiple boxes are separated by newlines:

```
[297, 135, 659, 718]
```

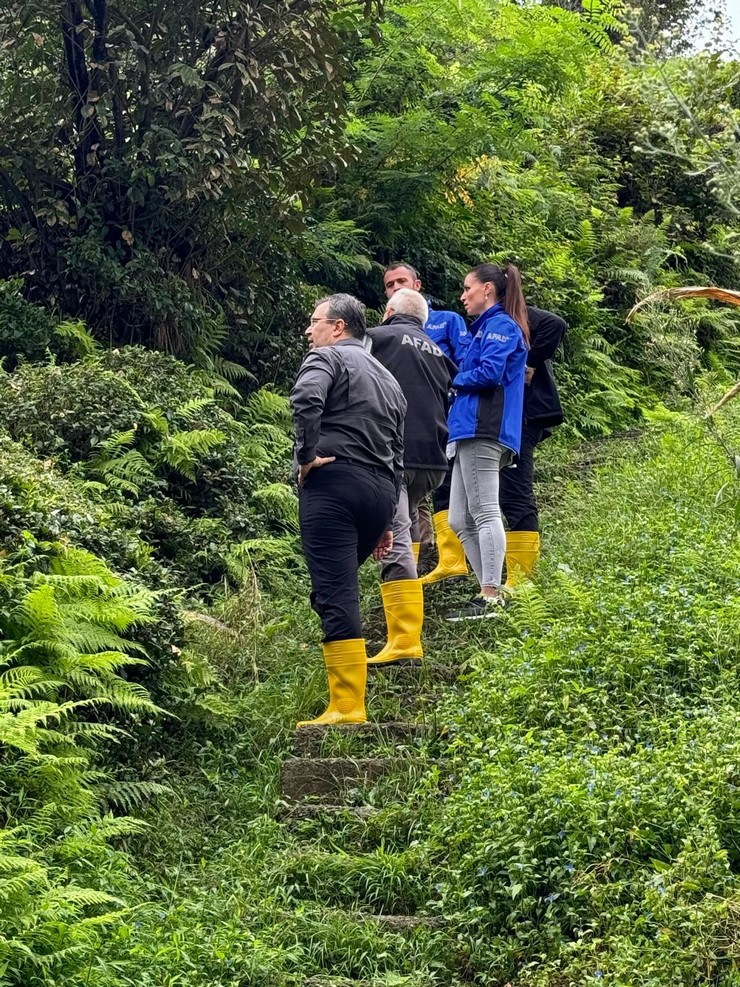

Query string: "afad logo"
[401, 334, 445, 357]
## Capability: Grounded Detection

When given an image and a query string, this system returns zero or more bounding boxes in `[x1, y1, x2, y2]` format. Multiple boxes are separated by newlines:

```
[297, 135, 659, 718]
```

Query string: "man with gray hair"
[291, 293, 407, 727]
[365, 288, 457, 666]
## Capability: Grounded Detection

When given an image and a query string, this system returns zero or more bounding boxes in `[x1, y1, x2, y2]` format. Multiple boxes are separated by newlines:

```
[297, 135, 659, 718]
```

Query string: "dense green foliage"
[0, 0, 378, 376]
[428, 410, 740, 983]
[0, 543, 161, 982]
[0, 0, 738, 417]
[1, 0, 740, 983]
[309, 0, 740, 431]
[6, 387, 739, 986]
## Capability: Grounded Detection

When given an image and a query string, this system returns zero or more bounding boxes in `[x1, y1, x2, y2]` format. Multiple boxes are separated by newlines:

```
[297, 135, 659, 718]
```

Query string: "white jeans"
[448, 438, 507, 589]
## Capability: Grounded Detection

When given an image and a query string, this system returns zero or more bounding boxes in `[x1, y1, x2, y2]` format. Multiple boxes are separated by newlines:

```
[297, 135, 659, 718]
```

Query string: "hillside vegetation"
[3, 354, 740, 984]
[1, 0, 740, 984]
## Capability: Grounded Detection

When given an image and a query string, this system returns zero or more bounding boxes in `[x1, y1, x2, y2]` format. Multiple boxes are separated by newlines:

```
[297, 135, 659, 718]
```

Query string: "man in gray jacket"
[291, 293, 407, 729]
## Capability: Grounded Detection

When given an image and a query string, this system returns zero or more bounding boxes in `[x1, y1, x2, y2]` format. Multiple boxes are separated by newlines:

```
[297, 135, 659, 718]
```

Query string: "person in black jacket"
[290, 293, 407, 727]
[499, 305, 567, 584]
[366, 288, 457, 665]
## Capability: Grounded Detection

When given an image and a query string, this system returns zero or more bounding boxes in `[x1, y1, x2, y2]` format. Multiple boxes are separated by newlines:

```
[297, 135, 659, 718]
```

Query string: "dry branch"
[625, 285, 740, 417]
[627, 285, 740, 323]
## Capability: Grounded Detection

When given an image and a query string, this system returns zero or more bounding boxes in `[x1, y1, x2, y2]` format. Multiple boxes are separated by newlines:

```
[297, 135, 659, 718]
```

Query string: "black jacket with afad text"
[525, 306, 567, 429]
[290, 338, 407, 494]
[367, 313, 457, 472]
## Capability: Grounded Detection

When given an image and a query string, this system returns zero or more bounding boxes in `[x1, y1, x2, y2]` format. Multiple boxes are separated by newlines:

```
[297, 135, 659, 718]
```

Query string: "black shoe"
[445, 595, 506, 622]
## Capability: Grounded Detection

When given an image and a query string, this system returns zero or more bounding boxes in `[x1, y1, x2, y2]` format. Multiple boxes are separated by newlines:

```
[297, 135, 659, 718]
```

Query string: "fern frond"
[250, 482, 300, 533]
[158, 429, 226, 480]
[173, 397, 216, 424]
[101, 780, 171, 812]
[53, 319, 100, 357]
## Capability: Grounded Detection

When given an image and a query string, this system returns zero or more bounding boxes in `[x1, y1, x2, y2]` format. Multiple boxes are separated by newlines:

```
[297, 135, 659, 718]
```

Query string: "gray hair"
[386, 287, 429, 324]
[319, 293, 367, 340]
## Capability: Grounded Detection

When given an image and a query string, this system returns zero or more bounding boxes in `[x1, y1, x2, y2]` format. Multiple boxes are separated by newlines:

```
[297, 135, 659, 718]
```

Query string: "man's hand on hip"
[298, 456, 336, 486]
[372, 530, 393, 561]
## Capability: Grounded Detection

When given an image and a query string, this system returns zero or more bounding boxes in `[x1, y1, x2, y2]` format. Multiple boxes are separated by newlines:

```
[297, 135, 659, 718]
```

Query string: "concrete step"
[292, 721, 430, 759]
[366, 913, 445, 933]
[302, 980, 375, 987]
[281, 756, 399, 801]
[366, 662, 459, 686]
[278, 803, 379, 823]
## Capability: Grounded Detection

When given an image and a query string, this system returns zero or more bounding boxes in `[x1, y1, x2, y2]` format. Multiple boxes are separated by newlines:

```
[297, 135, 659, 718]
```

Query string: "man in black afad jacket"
[366, 288, 457, 666]
[290, 293, 407, 728]
[499, 305, 567, 585]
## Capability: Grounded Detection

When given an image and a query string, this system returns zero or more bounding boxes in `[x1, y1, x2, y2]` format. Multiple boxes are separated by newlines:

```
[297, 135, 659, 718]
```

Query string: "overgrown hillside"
[2, 295, 740, 983]
[0, 0, 737, 410]
[1, 0, 740, 983]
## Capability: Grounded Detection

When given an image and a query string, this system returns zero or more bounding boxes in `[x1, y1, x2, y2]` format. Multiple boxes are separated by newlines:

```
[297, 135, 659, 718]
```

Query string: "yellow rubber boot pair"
[367, 579, 424, 666]
[504, 531, 541, 587]
[296, 638, 367, 728]
[420, 510, 468, 585]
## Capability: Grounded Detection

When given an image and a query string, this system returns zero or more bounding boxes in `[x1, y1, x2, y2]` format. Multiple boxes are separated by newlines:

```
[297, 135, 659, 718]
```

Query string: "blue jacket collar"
[470, 302, 504, 336]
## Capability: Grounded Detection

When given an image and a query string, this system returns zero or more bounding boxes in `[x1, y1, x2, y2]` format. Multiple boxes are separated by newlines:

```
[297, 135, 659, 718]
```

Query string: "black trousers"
[499, 423, 545, 531]
[432, 423, 545, 531]
[299, 462, 396, 642]
[431, 459, 454, 514]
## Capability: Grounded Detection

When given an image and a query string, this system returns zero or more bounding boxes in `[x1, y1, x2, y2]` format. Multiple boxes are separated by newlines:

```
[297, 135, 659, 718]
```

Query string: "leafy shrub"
[0, 544, 164, 986]
[0, 361, 145, 460]
[0, 350, 297, 561]
[0, 279, 58, 364]
[0, 280, 98, 369]
[422, 412, 740, 985]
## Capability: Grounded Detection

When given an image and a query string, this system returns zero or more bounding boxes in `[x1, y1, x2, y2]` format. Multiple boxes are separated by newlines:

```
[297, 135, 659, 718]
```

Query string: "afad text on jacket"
[447, 303, 527, 456]
[367, 313, 456, 472]
[424, 307, 471, 363]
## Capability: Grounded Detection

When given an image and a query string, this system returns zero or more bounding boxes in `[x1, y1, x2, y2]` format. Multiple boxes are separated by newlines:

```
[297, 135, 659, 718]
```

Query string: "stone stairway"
[277, 659, 462, 984]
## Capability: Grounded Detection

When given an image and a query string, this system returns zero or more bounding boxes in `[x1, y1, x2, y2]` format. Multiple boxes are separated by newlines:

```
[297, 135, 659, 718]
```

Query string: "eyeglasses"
[309, 317, 340, 326]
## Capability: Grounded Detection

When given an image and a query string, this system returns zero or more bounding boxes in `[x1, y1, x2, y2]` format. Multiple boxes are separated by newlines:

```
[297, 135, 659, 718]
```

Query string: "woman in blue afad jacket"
[446, 263, 529, 620]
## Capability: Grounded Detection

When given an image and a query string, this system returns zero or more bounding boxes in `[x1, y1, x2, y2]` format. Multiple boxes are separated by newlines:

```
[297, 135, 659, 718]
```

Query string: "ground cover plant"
[420, 402, 740, 984]
[3, 393, 731, 987]
[0, 0, 739, 982]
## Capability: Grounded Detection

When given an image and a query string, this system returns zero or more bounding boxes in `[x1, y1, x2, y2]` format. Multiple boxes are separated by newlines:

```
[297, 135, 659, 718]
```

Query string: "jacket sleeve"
[289, 351, 335, 464]
[527, 311, 567, 367]
[453, 327, 520, 392]
[448, 314, 468, 362]
[436, 336, 454, 361]
[391, 393, 407, 501]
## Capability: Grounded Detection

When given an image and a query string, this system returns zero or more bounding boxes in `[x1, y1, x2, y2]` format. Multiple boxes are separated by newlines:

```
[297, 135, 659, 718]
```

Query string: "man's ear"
[384, 306, 394, 320]
[334, 319, 346, 338]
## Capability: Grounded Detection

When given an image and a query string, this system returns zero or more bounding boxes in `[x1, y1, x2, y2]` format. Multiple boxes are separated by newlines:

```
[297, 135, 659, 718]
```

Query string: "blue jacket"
[424, 308, 471, 363]
[447, 303, 527, 455]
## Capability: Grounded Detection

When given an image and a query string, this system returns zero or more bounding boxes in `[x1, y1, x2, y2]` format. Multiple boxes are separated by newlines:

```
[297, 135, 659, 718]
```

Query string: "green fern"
[53, 319, 100, 357]
[250, 482, 300, 533]
[158, 428, 226, 480]
[0, 546, 165, 981]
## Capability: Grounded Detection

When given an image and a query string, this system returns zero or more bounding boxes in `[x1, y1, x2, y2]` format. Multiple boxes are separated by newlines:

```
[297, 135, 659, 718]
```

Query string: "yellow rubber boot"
[296, 638, 367, 728]
[412, 542, 420, 565]
[504, 531, 541, 587]
[420, 511, 468, 586]
[368, 579, 424, 666]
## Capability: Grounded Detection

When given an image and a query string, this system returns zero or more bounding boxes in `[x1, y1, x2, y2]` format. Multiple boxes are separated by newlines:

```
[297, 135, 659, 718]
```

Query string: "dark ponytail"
[469, 262, 530, 346]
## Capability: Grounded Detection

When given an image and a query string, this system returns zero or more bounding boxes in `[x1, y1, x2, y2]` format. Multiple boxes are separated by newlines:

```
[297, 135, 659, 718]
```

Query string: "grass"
[80, 403, 740, 987]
